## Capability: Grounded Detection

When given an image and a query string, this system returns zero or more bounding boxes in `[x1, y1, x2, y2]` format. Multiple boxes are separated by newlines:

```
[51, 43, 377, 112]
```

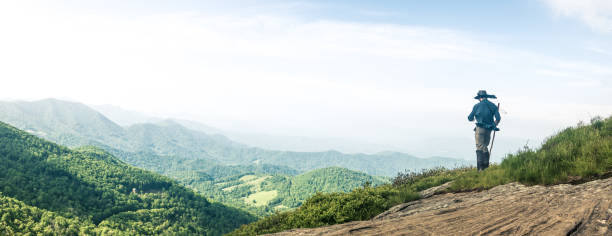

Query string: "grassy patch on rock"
[450, 115, 612, 191]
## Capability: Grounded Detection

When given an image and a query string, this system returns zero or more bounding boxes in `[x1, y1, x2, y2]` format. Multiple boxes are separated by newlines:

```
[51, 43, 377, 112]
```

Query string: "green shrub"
[228, 184, 419, 236]
[452, 115, 612, 190]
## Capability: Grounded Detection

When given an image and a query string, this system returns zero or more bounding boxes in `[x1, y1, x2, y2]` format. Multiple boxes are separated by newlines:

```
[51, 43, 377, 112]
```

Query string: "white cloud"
[541, 0, 612, 33]
[586, 46, 612, 55]
[0, 1, 611, 158]
[0, 2, 492, 109]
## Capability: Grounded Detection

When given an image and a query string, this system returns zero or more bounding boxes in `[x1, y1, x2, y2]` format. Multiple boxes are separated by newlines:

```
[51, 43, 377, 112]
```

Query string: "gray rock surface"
[270, 177, 612, 235]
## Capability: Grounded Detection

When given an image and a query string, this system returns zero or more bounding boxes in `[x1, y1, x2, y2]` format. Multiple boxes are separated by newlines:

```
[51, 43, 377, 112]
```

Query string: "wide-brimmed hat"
[474, 90, 497, 99]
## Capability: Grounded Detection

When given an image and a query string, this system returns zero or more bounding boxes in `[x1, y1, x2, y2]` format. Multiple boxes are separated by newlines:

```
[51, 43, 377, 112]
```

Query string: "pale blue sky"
[0, 1, 611, 160]
[58, 0, 611, 58]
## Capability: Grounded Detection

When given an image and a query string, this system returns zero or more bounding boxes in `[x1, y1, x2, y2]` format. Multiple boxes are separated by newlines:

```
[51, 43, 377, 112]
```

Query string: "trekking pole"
[489, 103, 500, 155]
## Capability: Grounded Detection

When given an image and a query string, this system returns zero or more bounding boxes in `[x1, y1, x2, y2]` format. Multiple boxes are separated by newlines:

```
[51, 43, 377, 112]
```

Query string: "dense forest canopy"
[0, 121, 255, 235]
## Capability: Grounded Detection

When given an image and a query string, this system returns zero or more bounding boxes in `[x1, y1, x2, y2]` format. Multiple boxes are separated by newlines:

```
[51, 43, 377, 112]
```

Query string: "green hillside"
[0, 122, 255, 235]
[182, 167, 389, 216]
[229, 116, 612, 235]
[285, 167, 390, 205]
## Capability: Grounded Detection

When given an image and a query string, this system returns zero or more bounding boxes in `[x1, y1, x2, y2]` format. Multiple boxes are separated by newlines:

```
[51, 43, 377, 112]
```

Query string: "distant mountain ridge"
[90, 104, 163, 127]
[90, 103, 418, 154]
[0, 99, 470, 176]
[0, 99, 126, 147]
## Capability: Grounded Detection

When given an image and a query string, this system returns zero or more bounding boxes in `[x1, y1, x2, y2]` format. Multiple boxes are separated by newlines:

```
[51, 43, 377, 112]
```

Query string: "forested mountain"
[0, 99, 470, 177]
[181, 167, 389, 216]
[0, 122, 255, 235]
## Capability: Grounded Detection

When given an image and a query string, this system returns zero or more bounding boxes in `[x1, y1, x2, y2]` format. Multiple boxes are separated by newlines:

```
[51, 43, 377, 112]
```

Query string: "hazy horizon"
[0, 96, 606, 163]
[1, 1, 611, 161]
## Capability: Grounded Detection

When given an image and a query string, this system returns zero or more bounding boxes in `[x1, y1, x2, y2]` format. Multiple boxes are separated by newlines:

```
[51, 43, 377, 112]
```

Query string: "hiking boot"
[476, 150, 484, 171]
[483, 151, 490, 170]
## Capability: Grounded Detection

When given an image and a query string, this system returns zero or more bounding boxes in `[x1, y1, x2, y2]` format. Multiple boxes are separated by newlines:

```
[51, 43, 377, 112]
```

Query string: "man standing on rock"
[468, 90, 500, 171]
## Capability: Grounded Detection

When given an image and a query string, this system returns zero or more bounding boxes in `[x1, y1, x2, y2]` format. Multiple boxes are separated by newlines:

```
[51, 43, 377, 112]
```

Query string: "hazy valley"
[0, 99, 468, 219]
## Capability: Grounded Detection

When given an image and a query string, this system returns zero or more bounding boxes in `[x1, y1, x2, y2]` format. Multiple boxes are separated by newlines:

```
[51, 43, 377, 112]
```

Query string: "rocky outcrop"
[271, 177, 612, 235]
